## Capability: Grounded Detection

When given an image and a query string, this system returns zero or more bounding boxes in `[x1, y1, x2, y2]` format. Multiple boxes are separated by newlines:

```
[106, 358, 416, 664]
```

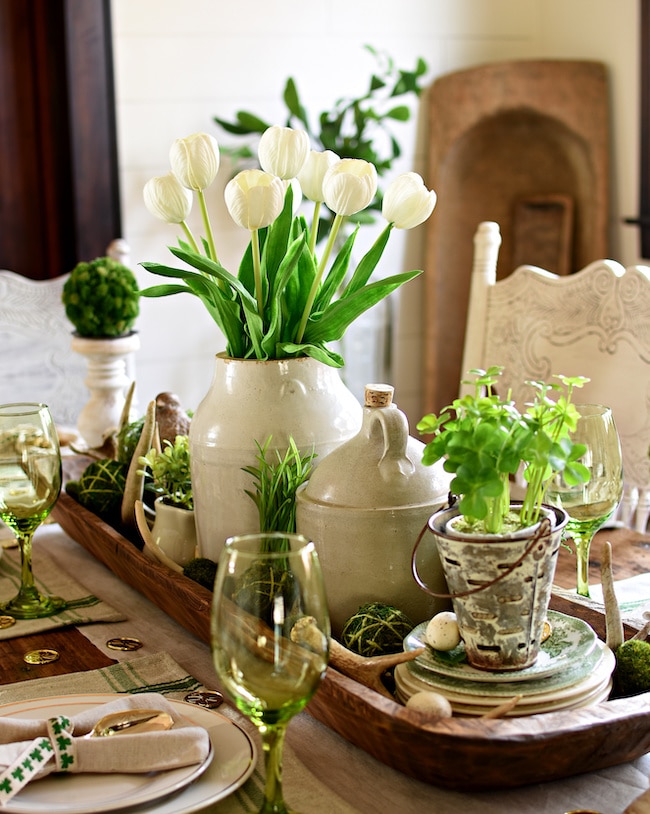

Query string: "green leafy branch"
[214, 45, 427, 234]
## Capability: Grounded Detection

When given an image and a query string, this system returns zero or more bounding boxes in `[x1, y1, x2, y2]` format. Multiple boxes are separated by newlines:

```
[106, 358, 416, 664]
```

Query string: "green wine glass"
[0, 402, 66, 618]
[547, 403, 623, 597]
[211, 532, 330, 814]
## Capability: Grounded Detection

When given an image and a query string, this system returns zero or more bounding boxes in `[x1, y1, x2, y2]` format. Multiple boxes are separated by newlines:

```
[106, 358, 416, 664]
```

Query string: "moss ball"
[183, 558, 218, 590]
[615, 639, 650, 696]
[341, 602, 414, 657]
[62, 256, 139, 337]
[66, 459, 128, 521]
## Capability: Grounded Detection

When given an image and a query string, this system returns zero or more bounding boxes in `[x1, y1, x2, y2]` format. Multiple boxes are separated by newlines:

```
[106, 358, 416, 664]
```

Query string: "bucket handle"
[411, 508, 552, 600]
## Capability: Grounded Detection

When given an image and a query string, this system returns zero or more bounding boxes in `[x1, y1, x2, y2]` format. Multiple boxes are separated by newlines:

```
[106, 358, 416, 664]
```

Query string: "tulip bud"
[225, 169, 286, 230]
[382, 172, 437, 229]
[258, 125, 310, 180]
[170, 132, 220, 191]
[143, 173, 193, 224]
[322, 159, 378, 216]
[297, 150, 340, 202]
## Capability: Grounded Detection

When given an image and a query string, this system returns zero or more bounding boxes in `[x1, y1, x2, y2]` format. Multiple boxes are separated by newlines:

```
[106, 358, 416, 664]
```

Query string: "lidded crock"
[296, 384, 451, 635]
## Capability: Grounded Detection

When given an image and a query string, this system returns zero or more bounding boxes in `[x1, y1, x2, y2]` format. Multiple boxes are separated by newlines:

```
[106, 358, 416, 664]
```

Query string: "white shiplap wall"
[111, 0, 639, 425]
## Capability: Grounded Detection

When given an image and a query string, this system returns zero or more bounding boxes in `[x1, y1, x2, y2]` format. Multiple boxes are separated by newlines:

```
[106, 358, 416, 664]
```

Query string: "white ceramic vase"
[71, 332, 140, 447]
[190, 353, 363, 562]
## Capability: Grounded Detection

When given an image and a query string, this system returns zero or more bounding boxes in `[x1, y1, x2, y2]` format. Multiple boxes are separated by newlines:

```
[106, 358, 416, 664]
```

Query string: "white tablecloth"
[8, 525, 650, 814]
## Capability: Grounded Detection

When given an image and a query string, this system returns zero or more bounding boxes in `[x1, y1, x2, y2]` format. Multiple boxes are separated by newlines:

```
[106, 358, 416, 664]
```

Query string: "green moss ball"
[615, 639, 650, 696]
[183, 558, 218, 590]
[341, 602, 414, 657]
[63, 256, 139, 338]
[66, 459, 128, 521]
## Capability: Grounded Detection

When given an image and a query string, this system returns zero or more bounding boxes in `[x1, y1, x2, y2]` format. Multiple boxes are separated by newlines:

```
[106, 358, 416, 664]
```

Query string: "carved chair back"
[461, 221, 650, 531]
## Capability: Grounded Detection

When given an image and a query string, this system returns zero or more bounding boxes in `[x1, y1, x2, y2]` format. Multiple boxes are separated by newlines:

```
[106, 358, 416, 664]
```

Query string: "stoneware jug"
[296, 384, 451, 636]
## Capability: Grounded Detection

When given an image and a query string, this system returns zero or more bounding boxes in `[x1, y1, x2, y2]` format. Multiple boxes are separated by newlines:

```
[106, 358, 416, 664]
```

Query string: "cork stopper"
[364, 384, 394, 408]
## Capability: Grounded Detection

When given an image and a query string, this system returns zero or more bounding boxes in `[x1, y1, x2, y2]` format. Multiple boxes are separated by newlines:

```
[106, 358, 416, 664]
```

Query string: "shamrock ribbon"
[0, 716, 75, 807]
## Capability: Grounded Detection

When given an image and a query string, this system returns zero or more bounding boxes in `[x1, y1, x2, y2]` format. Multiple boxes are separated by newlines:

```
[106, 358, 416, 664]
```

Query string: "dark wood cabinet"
[0, 0, 120, 280]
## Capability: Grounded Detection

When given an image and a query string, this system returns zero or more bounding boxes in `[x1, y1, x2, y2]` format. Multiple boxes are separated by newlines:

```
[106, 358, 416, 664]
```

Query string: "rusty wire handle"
[411, 515, 552, 600]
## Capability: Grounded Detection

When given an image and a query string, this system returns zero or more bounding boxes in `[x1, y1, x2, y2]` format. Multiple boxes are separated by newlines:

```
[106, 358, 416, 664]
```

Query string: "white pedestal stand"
[71, 332, 140, 447]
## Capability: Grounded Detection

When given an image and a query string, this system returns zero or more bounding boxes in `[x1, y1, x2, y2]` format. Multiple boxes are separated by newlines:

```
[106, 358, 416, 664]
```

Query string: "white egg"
[425, 611, 461, 651]
[406, 691, 453, 718]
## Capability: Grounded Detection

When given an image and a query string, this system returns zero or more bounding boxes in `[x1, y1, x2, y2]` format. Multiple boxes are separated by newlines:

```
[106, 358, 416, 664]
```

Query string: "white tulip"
[170, 132, 220, 191]
[297, 150, 340, 202]
[143, 173, 193, 224]
[322, 159, 378, 216]
[258, 125, 310, 180]
[382, 172, 437, 229]
[225, 169, 286, 230]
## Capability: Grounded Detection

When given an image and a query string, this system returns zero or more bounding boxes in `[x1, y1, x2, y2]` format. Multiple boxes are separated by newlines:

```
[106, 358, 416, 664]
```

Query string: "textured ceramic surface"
[296, 394, 451, 635]
[190, 355, 362, 562]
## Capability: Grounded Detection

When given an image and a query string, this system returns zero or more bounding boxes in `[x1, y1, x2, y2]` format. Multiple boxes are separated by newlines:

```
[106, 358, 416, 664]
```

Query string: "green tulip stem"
[295, 212, 344, 344]
[308, 201, 322, 256]
[180, 221, 200, 255]
[197, 189, 219, 263]
[252, 229, 264, 315]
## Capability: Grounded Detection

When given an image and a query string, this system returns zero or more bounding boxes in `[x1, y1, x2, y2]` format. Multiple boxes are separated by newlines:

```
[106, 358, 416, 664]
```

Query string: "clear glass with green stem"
[546, 404, 623, 597]
[211, 532, 330, 814]
[0, 403, 66, 617]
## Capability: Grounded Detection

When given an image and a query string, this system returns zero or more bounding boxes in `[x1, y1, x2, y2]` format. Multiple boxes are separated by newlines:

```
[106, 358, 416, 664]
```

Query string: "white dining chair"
[0, 240, 132, 429]
[460, 221, 650, 532]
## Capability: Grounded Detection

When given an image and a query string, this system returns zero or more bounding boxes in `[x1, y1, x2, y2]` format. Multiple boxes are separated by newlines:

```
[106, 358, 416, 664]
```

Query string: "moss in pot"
[414, 366, 591, 671]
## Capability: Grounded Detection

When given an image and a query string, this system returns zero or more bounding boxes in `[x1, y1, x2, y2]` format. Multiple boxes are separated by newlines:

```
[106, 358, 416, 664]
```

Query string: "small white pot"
[150, 497, 197, 567]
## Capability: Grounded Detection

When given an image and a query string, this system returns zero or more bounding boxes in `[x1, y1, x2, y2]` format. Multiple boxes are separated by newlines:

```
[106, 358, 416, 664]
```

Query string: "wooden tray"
[52, 485, 650, 792]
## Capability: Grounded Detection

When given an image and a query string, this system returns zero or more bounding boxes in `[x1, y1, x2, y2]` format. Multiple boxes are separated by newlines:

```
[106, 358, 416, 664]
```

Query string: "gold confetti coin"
[541, 620, 552, 643]
[24, 649, 60, 665]
[183, 691, 224, 709]
[0, 615, 16, 629]
[106, 637, 143, 652]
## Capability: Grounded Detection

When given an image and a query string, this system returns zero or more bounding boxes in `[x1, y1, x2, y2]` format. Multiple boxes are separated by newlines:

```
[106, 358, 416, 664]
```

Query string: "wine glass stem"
[15, 530, 40, 603]
[259, 721, 290, 814]
[575, 533, 594, 598]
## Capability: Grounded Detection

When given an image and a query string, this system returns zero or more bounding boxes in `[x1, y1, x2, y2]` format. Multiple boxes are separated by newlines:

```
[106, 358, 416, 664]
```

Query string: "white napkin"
[0, 692, 210, 806]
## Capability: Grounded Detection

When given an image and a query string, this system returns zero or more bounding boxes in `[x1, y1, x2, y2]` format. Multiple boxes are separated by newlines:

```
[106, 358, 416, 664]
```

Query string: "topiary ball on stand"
[62, 257, 141, 447]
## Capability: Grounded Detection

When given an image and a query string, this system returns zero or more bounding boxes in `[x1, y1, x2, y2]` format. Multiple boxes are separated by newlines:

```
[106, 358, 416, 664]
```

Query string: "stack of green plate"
[396, 611, 614, 717]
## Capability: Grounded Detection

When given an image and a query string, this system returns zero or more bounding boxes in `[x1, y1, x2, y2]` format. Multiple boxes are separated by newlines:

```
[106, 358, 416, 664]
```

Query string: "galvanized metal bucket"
[413, 503, 569, 671]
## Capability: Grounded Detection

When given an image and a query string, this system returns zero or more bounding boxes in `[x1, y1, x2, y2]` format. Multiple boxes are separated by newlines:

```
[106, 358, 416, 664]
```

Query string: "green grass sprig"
[243, 436, 317, 536]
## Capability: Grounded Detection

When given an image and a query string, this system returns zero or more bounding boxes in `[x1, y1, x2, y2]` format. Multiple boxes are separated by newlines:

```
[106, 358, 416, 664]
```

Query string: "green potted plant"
[62, 256, 141, 448]
[137, 435, 197, 567]
[413, 366, 591, 671]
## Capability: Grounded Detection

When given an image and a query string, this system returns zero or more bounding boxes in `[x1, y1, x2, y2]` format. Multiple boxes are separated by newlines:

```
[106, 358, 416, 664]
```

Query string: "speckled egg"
[406, 690, 453, 718]
[425, 611, 461, 651]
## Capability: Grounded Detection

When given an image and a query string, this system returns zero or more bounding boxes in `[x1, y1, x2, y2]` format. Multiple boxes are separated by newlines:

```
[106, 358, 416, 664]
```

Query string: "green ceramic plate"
[404, 610, 598, 683]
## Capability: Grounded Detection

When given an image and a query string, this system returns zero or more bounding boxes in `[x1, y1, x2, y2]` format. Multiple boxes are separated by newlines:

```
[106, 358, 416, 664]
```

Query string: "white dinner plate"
[0, 694, 257, 814]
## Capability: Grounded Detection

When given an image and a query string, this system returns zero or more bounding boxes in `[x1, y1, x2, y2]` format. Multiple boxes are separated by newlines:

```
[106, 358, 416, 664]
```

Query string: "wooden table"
[2, 524, 650, 813]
